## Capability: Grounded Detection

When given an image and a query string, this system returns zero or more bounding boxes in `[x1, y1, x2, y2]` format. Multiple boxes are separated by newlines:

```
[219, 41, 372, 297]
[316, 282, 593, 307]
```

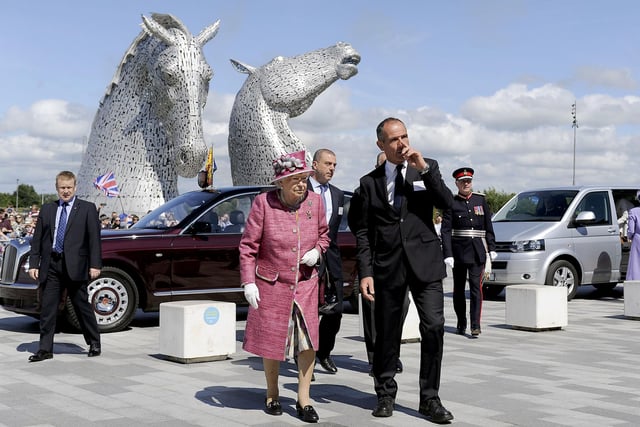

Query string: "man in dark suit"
[28, 171, 103, 362]
[354, 152, 409, 375]
[308, 148, 345, 374]
[352, 117, 454, 423]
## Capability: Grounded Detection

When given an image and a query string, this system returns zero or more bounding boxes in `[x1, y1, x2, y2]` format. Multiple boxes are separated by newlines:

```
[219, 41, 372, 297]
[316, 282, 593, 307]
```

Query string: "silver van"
[486, 186, 637, 299]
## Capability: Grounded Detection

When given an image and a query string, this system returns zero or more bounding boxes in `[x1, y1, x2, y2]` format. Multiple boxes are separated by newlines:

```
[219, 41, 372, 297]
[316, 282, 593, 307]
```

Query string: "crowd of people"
[0, 204, 40, 239]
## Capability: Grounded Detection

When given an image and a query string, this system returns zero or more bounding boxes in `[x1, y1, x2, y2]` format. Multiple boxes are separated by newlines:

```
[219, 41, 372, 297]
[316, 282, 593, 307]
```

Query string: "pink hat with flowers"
[272, 151, 312, 183]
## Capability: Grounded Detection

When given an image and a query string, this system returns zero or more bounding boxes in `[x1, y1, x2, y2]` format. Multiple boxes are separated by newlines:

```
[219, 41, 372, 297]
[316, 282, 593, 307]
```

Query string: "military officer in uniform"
[440, 167, 496, 337]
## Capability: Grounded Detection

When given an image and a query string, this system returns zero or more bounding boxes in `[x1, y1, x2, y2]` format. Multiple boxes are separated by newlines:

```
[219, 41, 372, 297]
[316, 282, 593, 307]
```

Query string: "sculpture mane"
[76, 13, 220, 215]
[227, 42, 360, 185]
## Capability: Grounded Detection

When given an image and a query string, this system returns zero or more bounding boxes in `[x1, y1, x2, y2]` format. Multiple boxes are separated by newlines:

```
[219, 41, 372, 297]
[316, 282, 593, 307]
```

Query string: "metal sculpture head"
[76, 13, 220, 215]
[228, 42, 360, 186]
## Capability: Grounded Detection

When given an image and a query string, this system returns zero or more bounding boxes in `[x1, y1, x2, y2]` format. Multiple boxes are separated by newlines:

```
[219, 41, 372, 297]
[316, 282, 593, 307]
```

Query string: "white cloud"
[575, 66, 637, 91]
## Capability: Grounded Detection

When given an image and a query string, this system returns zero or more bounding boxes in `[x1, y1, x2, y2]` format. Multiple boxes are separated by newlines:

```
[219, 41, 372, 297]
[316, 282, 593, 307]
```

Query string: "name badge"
[412, 181, 426, 191]
[338, 206, 344, 215]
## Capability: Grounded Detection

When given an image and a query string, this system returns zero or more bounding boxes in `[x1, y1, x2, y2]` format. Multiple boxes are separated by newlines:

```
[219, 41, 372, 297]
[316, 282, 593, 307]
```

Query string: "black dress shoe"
[419, 397, 454, 424]
[28, 350, 53, 362]
[264, 398, 282, 416]
[318, 356, 337, 373]
[396, 359, 403, 373]
[88, 344, 101, 357]
[456, 322, 467, 335]
[296, 401, 319, 423]
[372, 397, 394, 417]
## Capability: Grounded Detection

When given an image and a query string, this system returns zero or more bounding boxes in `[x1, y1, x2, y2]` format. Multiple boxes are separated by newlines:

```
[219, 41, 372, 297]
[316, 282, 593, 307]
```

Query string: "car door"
[168, 191, 258, 304]
[570, 190, 620, 284]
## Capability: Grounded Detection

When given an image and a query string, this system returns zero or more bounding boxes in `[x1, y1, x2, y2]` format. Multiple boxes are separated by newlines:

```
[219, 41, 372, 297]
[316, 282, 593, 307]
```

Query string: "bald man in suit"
[352, 118, 454, 423]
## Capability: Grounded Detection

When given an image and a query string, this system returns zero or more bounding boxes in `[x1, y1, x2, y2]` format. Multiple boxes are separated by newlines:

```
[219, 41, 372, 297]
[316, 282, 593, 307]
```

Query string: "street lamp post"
[16, 179, 19, 211]
[571, 101, 578, 186]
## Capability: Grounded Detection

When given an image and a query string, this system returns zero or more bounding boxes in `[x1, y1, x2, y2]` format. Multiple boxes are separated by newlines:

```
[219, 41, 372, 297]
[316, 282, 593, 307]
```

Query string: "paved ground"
[1, 277, 639, 427]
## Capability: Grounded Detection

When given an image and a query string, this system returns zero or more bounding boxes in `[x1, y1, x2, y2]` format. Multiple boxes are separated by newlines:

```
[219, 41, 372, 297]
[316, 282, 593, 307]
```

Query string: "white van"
[486, 186, 637, 299]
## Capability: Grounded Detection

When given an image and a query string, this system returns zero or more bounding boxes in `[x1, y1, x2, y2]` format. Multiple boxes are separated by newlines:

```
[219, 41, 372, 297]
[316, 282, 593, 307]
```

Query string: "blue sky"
[2, 1, 640, 205]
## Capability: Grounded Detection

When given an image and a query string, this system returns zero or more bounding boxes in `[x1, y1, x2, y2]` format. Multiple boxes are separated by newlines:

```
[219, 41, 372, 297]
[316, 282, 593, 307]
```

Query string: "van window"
[493, 190, 578, 222]
[574, 191, 611, 225]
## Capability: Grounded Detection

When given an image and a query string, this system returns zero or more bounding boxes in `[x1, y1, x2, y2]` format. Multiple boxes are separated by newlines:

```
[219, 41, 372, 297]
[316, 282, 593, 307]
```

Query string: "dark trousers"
[452, 262, 484, 329]
[39, 257, 100, 352]
[317, 279, 343, 359]
[373, 261, 444, 402]
[362, 286, 410, 364]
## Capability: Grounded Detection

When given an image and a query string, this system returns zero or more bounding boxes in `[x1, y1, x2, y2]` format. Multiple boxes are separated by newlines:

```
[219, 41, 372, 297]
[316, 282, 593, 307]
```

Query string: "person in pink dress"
[626, 191, 640, 280]
[239, 150, 330, 423]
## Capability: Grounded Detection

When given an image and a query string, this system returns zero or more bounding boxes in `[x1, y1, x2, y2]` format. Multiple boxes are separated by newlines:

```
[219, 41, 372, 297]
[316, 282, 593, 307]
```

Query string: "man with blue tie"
[352, 118, 454, 423]
[308, 149, 345, 374]
[28, 171, 102, 362]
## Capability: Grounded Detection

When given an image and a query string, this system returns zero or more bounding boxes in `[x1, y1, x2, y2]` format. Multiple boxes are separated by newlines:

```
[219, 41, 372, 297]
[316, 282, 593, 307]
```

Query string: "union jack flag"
[94, 171, 120, 197]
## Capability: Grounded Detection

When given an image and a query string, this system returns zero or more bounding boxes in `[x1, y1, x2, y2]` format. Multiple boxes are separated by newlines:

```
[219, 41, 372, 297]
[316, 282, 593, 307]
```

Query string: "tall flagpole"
[571, 101, 578, 186]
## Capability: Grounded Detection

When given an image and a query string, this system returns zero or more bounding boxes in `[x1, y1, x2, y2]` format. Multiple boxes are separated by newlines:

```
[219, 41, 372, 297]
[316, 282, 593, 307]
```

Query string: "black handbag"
[318, 255, 339, 315]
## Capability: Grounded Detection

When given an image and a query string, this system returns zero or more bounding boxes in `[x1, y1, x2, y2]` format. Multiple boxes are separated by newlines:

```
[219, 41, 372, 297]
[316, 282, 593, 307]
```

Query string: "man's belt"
[451, 229, 486, 238]
[50, 252, 64, 261]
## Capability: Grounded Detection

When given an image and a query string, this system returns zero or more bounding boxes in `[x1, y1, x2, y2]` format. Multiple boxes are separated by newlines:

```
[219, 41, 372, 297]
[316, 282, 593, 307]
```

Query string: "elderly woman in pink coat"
[240, 150, 330, 423]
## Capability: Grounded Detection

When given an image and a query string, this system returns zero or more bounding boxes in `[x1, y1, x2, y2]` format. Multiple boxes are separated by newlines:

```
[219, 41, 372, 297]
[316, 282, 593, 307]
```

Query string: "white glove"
[300, 248, 320, 266]
[444, 257, 454, 269]
[490, 251, 498, 261]
[243, 283, 260, 309]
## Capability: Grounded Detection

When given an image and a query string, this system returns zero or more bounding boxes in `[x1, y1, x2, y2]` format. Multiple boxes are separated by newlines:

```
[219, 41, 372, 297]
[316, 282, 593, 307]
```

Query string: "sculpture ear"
[141, 14, 177, 46]
[196, 20, 221, 46]
[230, 59, 255, 75]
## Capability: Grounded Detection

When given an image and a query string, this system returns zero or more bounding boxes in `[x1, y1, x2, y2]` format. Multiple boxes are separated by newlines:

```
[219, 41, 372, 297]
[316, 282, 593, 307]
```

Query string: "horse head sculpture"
[228, 42, 361, 185]
[76, 13, 220, 215]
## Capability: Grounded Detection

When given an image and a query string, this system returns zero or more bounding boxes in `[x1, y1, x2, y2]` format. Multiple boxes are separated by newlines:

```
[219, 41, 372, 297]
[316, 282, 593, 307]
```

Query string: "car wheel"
[482, 284, 505, 300]
[64, 267, 139, 333]
[545, 260, 579, 300]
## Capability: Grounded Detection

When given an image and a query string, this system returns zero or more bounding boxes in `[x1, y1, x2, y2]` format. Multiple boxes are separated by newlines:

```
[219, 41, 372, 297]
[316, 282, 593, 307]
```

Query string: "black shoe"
[296, 401, 319, 423]
[456, 322, 467, 335]
[419, 397, 454, 424]
[264, 398, 282, 416]
[396, 359, 403, 373]
[318, 356, 337, 373]
[28, 350, 53, 362]
[88, 344, 101, 357]
[471, 327, 481, 337]
[372, 397, 394, 417]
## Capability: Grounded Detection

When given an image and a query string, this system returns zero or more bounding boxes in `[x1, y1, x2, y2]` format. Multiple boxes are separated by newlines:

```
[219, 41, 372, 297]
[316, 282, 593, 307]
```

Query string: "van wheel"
[482, 285, 505, 300]
[545, 260, 578, 300]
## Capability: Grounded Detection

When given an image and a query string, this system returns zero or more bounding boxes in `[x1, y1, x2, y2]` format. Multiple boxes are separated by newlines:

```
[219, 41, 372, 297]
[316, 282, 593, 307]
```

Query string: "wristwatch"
[419, 164, 430, 175]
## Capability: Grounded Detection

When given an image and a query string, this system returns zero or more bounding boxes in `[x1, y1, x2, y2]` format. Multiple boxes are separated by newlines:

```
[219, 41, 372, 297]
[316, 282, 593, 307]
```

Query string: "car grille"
[491, 261, 507, 270]
[494, 242, 512, 251]
[0, 244, 17, 284]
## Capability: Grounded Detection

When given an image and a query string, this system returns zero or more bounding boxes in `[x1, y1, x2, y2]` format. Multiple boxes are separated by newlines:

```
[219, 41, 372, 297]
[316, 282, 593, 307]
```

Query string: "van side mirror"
[573, 210, 596, 225]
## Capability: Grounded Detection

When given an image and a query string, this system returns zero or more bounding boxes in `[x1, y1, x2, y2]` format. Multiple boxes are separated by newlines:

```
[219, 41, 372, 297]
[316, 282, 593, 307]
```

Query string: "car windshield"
[493, 190, 578, 222]
[132, 191, 218, 229]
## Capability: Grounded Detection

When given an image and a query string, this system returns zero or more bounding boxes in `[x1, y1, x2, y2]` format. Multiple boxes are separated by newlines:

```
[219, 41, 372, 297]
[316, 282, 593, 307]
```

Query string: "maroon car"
[0, 187, 357, 332]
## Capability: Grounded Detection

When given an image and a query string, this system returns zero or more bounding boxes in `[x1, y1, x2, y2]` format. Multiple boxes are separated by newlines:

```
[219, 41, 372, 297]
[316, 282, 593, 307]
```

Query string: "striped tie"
[54, 202, 67, 253]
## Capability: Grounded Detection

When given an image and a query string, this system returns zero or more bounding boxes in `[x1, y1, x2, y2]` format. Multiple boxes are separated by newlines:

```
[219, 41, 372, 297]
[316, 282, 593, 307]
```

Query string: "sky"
[2, 0, 640, 204]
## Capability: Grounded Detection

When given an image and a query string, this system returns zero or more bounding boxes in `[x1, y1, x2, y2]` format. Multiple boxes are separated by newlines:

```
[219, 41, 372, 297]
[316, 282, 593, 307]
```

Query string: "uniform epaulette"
[472, 191, 485, 197]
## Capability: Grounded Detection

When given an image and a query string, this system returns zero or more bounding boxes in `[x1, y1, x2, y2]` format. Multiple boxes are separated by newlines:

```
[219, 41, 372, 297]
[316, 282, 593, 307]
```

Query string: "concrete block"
[401, 293, 420, 343]
[159, 300, 236, 363]
[624, 280, 640, 319]
[505, 285, 567, 331]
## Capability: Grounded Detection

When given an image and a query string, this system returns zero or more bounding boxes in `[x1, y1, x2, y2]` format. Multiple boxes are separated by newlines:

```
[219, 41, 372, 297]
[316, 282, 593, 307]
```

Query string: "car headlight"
[510, 239, 545, 252]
